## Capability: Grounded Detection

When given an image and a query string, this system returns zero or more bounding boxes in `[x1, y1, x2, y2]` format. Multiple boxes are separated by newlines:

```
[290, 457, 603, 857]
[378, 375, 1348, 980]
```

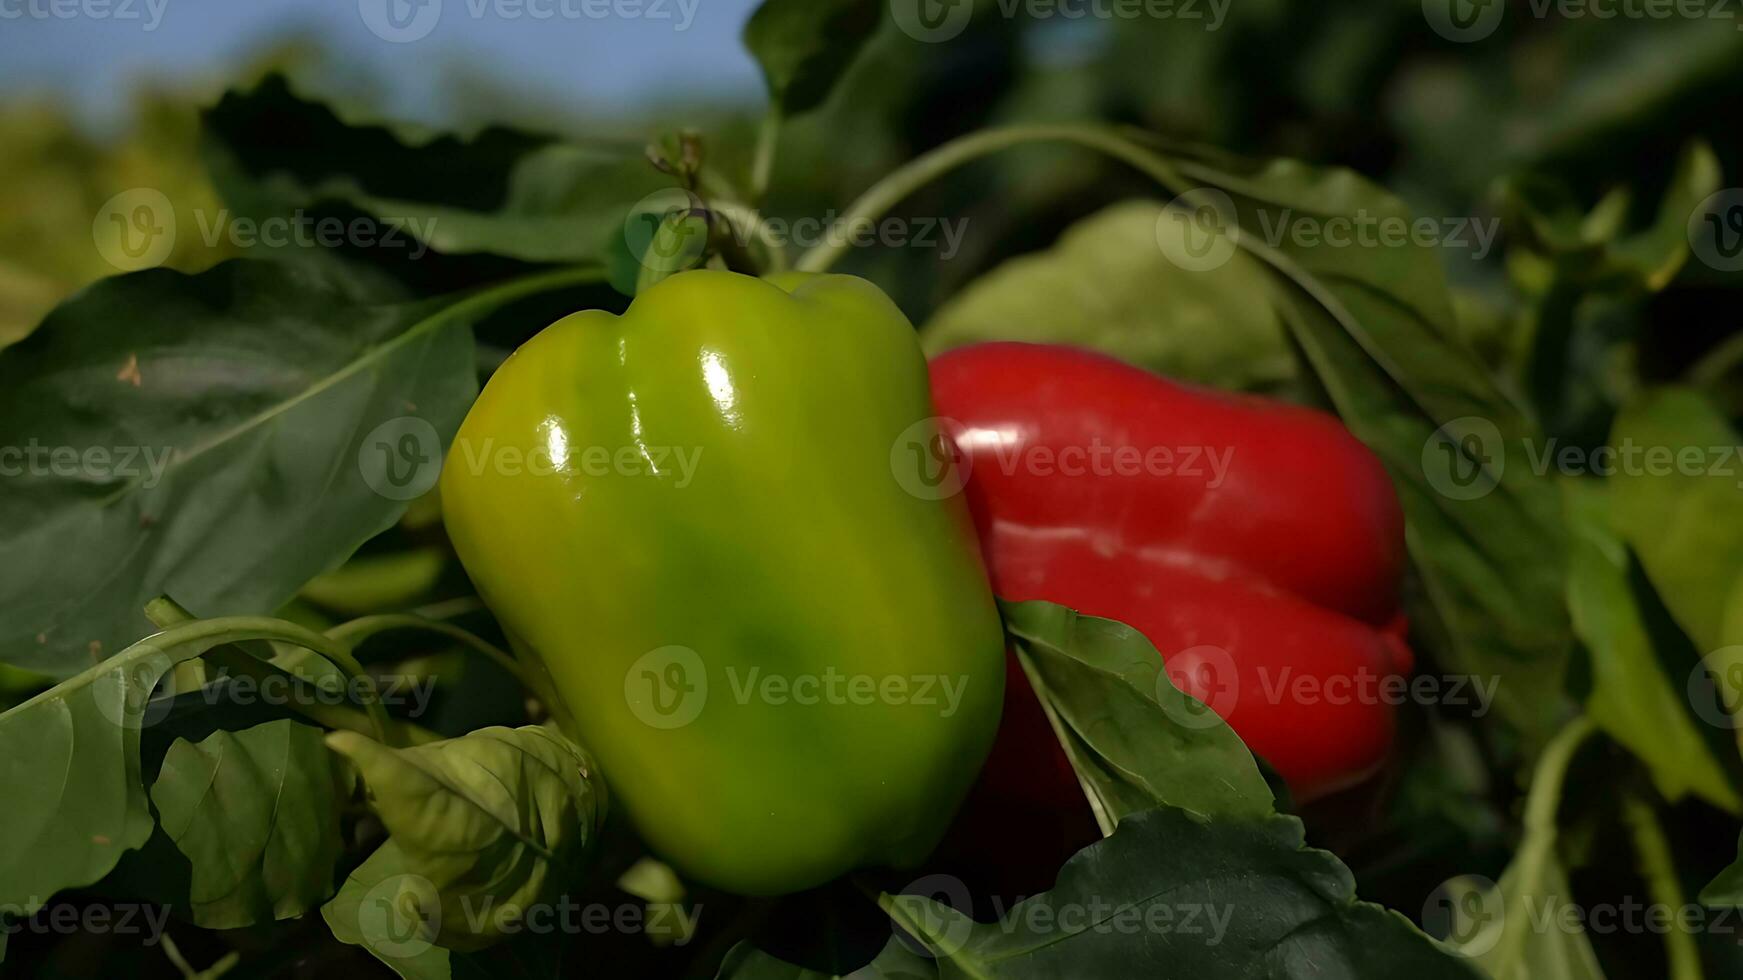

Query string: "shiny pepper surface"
[441, 270, 1005, 896]
[928, 342, 1413, 803]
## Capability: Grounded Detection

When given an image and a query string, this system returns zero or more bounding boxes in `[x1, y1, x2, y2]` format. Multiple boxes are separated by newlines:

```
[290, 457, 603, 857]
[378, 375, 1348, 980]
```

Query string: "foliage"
[1, 3, 1741, 978]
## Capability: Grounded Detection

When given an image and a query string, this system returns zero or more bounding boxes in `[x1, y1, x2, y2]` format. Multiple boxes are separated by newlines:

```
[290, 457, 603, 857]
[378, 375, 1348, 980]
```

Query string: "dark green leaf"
[0, 259, 477, 675]
[885, 805, 1481, 978]
[148, 719, 343, 928]
[1171, 153, 1573, 746]
[999, 600, 1273, 827]
[743, 0, 883, 116]
[204, 75, 668, 266]
[0, 618, 340, 913]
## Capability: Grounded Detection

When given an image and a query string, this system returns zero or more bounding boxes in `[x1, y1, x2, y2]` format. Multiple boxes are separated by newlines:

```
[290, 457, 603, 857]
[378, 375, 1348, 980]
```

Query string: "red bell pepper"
[927, 342, 1414, 805]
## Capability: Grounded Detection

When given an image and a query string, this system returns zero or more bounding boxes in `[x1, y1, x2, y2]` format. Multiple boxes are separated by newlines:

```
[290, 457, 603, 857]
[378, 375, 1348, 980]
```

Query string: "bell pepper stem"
[1622, 790, 1701, 980]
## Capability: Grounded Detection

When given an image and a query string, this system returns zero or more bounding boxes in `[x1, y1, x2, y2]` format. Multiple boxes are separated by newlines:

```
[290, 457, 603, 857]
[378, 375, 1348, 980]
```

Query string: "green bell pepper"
[441, 270, 1005, 896]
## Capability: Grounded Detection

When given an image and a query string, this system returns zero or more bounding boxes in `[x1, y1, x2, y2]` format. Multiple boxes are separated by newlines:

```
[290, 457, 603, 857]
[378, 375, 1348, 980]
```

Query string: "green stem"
[1012, 646, 1117, 838]
[795, 124, 1187, 273]
[750, 111, 780, 204]
[122, 601, 392, 743]
[711, 201, 790, 272]
[453, 264, 608, 319]
[158, 931, 198, 980]
[327, 613, 579, 738]
[326, 614, 532, 692]
[204, 646, 441, 745]
[1623, 791, 1702, 980]
[1523, 716, 1595, 834]
[1690, 330, 1743, 389]
[146, 597, 437, 744]
[1481, 716, 1596, 968]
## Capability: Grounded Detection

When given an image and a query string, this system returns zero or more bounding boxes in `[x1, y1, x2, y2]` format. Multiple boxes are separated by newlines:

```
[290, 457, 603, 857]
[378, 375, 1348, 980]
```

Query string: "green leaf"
[203, 75, 668, 265]
[1609, 387, 1743, 656]
[1699, 834, 1743, 907]
[0, 258, 479, 676]
[1564, 479, 1739, 811]
[999, 600, 1273, 828]
[149, 719, 343, 928]
[1174, 152, 1572, 747]
[922, 200, 1294, 392]
[326, 726, 605, 952]
[743, 0, 884, 116]
[715, 939, 937, 979]
[884, 805, 1481, 978]
[0, 616, 346, 913]
[321, 838, 563, 980]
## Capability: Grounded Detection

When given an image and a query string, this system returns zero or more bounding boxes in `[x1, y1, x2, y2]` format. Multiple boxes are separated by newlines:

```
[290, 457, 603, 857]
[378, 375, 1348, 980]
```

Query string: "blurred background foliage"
[2, 3, 1742, 974]
[4, 1, 1741, 412]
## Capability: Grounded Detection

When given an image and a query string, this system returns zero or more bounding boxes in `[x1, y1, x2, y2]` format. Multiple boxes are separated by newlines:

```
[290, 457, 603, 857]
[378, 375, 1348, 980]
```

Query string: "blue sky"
[0, 0, 769, 130]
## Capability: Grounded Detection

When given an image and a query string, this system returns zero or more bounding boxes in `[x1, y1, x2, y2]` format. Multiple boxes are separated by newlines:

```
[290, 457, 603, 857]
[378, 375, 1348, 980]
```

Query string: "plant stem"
[1482, 715, 1597, 968]
[145, 597, 439, 744]
[1012, 646, 1117, 838]
[1690, 329, 1743, 388]
[124, 600, 392, 743]
[1523, 715, 1595, 834]
[1623, 791, 1702, 980]
[794, 124, 1187, 273]
[456, 264, 609, 319]
[750, 111, 780, 204]
[327, 613, 580, 739]
[327, 614, 532, 692]
[711, 201, 790, 272]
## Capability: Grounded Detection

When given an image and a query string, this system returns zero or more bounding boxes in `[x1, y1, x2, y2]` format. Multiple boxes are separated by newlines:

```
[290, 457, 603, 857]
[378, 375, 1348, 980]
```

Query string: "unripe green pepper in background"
[441, 270, 1006, 896]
